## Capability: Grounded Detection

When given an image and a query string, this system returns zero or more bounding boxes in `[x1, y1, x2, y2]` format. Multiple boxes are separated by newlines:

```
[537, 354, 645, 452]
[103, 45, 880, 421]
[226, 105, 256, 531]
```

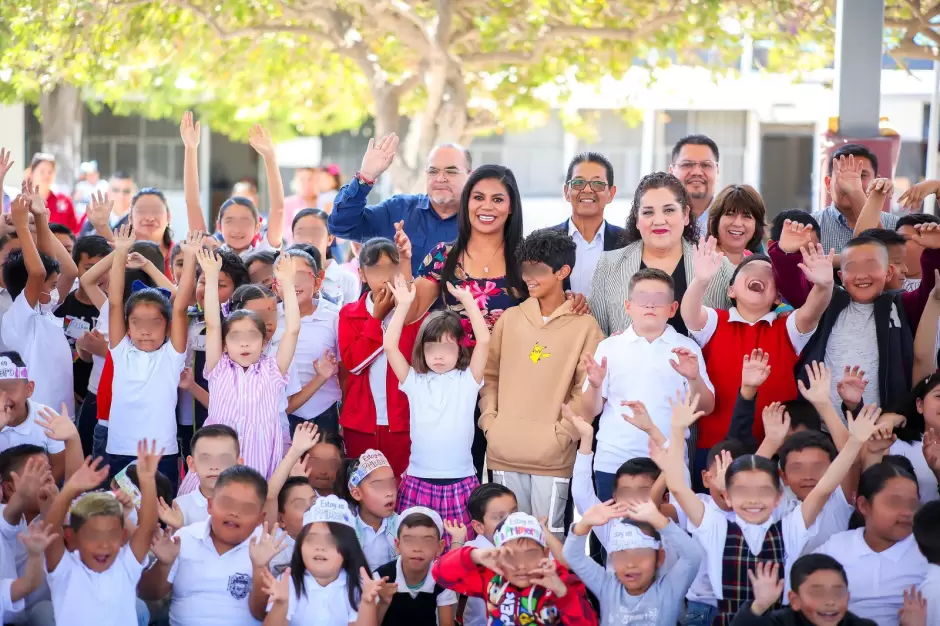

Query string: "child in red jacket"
[433, 512, 597, 626]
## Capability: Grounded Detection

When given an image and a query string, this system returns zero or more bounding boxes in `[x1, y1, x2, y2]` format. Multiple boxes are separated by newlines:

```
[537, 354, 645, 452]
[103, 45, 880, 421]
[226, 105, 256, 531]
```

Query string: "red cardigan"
[338, 294, 423, 434]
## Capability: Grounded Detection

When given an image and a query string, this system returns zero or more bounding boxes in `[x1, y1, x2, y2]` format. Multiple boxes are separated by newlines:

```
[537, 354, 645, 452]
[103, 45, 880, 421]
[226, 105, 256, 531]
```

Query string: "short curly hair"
[515, 228, 577, 273]
[624, 172, 699, 246]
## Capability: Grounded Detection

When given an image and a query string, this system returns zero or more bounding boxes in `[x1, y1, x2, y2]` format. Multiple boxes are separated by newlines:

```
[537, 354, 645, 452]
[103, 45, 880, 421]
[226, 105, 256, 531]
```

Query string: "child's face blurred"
[396, 524, 444, 573]
[71, 515, 127, 573]
[859, 477, 919, 543]
[624, 280, 677, 334]
[727, 260, 779, 314]
[240, 297, 278, 343]
[286, 256, 323, 305]
[916, 384, 940, 433]
[613, 474, 655, 503]
[305, 443, 342, 494]
[39, 272, 59, 306]
[126, 301, 168, 352]
[279, 483, 316, 539]
[501, 538, 548, 589]
[725, 469, 781, 525]
[423, 334, 460, 374]
[218, 204, 260, 252]
[781, 447, 832, 502]
[610, 546, 663, 595]
[172, 253, 185, 285]
[0, 379, 34, 420]
[885, 243, 908, 290]
[247, 261, 275, 290]
[701, 462, 731, 511]
[787, 570, 850, 626]
[292, 215, 332, 259]
[301, 522, 343, 580]
[521, 261, 567, 300]
[470, 494, 518, 542]
[224, 317, 265, 367]
[187, 437, 240, 493]
[358, 252, 400, 293]
[838, 244, 889, 304]
[54, 233, 74, 256]
[77, 253, 107, 282]
[207, 481, 265, 546]
[196, 270, 237, 309]
[351, 466, 397, 519]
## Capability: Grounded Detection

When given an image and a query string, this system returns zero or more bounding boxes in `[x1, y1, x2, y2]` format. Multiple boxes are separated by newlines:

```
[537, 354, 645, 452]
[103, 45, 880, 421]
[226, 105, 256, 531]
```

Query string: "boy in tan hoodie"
[479, 228, 604, 538]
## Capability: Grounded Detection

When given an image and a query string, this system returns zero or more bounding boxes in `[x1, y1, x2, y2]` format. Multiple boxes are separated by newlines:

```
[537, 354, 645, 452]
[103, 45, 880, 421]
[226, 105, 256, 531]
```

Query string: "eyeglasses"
[674, 160, 717, 172]
[426, 167, 466, 179]
[567, 179, 609, 192]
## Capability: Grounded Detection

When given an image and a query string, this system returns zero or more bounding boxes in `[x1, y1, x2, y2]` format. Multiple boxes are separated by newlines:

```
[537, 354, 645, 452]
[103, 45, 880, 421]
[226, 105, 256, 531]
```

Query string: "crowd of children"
[3, 132, 940, 626]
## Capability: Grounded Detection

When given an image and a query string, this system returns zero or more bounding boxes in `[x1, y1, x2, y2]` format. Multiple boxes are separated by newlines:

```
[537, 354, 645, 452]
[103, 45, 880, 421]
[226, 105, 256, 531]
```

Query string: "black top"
[640, 255, 688, 336]
[54, 291, 100, 400]
[375, 559, 446, 626]
[730, 602, 878, 626]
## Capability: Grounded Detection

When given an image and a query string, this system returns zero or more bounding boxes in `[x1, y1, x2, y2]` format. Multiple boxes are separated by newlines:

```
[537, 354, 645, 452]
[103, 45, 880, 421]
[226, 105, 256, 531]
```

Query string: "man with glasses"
[79, 171, 135, 238]
[550, 152, 625, 297]
[669, 134, 721, 234]
[328, 133, 470, 273]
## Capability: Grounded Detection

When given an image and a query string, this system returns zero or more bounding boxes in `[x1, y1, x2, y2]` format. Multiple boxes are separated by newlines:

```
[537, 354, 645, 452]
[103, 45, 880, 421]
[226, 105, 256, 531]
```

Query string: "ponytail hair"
[848, 459, 919, 529]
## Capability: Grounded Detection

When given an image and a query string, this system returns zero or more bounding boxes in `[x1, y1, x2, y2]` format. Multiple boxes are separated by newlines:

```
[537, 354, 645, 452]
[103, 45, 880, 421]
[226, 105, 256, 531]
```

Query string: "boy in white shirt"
[914, 501, 940, 626]
[157, 425, 242, 531]
[1, 194, 78, 418]
[581, 268, 715, 501]
[42, 440, 162, 626]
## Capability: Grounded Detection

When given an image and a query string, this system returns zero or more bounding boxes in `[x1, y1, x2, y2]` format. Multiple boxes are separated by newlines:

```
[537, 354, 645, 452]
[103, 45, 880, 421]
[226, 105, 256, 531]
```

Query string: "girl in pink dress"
[177, 250, 300, 494]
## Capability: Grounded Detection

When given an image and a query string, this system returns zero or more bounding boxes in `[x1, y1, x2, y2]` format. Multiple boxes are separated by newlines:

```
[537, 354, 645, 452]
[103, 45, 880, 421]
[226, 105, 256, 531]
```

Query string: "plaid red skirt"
[397, 474, 479, 550]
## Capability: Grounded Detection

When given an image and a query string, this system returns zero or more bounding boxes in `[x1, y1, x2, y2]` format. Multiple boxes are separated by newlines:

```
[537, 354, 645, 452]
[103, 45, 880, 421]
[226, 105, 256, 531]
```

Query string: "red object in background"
[96, 352, 113, 421]
[819, 133, 902, 212]
[45, 191, 84, 234]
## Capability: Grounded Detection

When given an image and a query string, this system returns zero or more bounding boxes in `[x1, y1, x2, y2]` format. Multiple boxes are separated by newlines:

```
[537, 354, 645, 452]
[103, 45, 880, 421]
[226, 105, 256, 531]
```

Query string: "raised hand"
[898, 585, 927, 626]
[747, 562, 785, 615]
[777, 219, 816, 254]
[125, 252, 150, 270]
[35, 403, 79, 442]
[470, 547, 506, 576]
[180, 111, 201, 149]
[313, 349, 338, 380]
[582, 354, 607, 389]
[387, 273, 416, 307]
[178, 367, 194, 391]
[65, 456, 110, 494]
[150, 527, 181, 564]
[136, 439, 164, 482]
[112, 489, 136, 519]
[670, 347, 700, 380]
[692, 236, 724, 283]
[359, 133, 399, 181]
[713, 449, 733, 493]
[797, 243, 835, 287]
[157, 497, 184, 530]
[11, 457, 52, 507]
[22, 180, 47, 218]
[741, 349, 771, 390]
[669, 390, 705, 430]
[87, 190, 113, 227]
[526, 558, 567, 597]
[181, 230, 206, 257]
[248, 124, 275, 158]
[833, 154, 864, 196]
[10, 194, 30, 228]
[899, 179, 940, 211]
[444, 519, 468, 545]
[290, 422, 320, 455]
[762, 402, 791, 443]
[561, 403, 594, 442]
[624, 499, 666, 526]
[923, 428, 940, 475]
[393, 220, 412, 260]
[911, 222, 940, 250]
[260, 567, 291, 605]
[797, 361, 833, 406]
[18, 519, 59, 556]
[195, 247, 222, 278]
[620, 400, 654, 433]
[867, 177, 894, 198]
[37, 483, 59, 516]
[847, 404, 881, 443]
[112, 223, 135, 253]
[360, 567, 388, 605]
[272, 254, 294, 288]
[445, 281, 476, 308]
[249, 521, 289, 568]
[0, 147, 13, 181]
[836, 365, 868, 408]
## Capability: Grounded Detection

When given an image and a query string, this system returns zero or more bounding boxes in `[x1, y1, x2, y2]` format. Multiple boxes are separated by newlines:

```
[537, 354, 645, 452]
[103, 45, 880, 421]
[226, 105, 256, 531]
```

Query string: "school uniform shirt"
[107, 336, 186, 457]
[587, 325, 713, 474]
[268, 570, 358, 625]
[0, 400, 66, 455]
[890, 439, 939, 503]
[374, 556, 457, 626]
[775, 486, 854, 553]
[0, 509, 50, 620]
[400, 367, 482, 480]
[0, 287, 13, 352]
[0, 292, 74, 417]
[355, 513, 399, 572]
[168, 519, 263, 626]
[175, 490, 210, 527]
[462, 534, 494, 626]
[269, 535, 294, 578]
[672, 493, 736, 608]
[46, 544, 144, 626]
[815, 529, 929, 626]
[0, 527, 24, 622]
[320, 261, 360, 308]
[286, 303, 342, 419]
[86, 302, 109, 397]
[918, 563, 940, 626]
[54, 290, 100, 401]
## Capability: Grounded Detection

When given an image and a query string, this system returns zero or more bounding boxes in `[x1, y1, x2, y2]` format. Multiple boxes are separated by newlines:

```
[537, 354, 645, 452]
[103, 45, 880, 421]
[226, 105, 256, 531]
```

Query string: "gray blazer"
[588, 239, 734, 336]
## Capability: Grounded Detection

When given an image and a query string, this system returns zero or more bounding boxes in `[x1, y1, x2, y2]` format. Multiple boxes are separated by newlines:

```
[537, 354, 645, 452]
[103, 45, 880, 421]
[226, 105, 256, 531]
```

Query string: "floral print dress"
[416, 242, 523, 345]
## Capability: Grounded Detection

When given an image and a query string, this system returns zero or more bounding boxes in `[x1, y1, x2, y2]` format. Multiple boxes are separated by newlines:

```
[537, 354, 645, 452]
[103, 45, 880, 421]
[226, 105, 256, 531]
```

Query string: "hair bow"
[131, 279, 171, 301]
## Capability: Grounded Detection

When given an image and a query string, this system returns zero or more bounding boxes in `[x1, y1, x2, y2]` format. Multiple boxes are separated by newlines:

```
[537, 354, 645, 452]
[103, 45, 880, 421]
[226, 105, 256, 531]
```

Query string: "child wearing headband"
[563, 500, 703, 626]
[348, 448, 401, 571]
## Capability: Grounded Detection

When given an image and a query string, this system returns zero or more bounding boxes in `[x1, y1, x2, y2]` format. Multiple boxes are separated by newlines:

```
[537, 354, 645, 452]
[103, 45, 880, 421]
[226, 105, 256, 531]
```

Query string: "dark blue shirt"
[327, 177, 458, 274]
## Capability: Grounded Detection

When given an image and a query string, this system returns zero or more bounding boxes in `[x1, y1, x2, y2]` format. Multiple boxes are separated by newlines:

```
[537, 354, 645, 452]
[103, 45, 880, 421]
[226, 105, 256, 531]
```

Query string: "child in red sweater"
[432, 512, 596, 626]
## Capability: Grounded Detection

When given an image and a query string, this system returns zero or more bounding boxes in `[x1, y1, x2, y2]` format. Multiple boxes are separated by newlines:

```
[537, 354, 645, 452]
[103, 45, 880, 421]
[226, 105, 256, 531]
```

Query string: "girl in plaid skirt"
[383, 275, 490, 549]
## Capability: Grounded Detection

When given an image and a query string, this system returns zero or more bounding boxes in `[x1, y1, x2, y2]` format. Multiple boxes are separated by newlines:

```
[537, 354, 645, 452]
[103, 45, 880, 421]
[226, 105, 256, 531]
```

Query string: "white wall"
[0, 103, 26, 190]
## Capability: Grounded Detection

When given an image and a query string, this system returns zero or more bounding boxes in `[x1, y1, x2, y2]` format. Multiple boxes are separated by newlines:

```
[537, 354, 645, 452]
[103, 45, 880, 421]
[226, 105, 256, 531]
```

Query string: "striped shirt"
[811, 204, 900, 254]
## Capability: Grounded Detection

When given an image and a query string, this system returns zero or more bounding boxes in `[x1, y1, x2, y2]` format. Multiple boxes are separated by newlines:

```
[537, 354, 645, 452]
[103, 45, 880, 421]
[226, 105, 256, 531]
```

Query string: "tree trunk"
[38, 83, 83, 191]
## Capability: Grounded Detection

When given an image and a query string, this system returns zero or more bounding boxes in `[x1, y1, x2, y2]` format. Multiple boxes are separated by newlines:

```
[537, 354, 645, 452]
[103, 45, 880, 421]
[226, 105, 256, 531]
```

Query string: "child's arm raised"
[249, 125, 286, 249]
[10, 520, 59, 604]
[10, 195, 45, 308]
[132, 252, 177, 297]
[35, 403, 83, 483]
[181, 112, 209, 234]
[627, 499, 704, 599]
[262, 423, 319, 521]
[383, 274, 416, 383]
[793, 243, 835, 334]
[28, 182, 78, 303]
[108, 224, 135, 348]
[79, 250, 115, 311]
[195, 248, 224, 374]
[44, 457, 111, 572]
[853, 177, 893, 237]
[259, 567, 290, 626]
[565, 500, 632, 595]
[798, 362, 851, 450]
[681, 236, 724, 333]
[446, 282, 489, 384]
[248, 521, 290, 620]
[171, 231, 203, 354]
[654, 394, 707, 528]
[671, 347, 715, 414]
[727, 349, 771, 449]
[273, 255, 300, 375]
[755, 403, 791, 459]
[579, 353, 608, 419]
[130, 440, 163, 563]
[801, 404, 880, 528]
[138, 527, 179, 601]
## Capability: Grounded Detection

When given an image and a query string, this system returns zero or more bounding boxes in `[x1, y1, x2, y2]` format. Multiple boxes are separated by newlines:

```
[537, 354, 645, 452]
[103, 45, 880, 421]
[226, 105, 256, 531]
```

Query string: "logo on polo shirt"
[57, 200, 68, 213]
[528, 343, 551, 364]
[228, 573, 252, 599]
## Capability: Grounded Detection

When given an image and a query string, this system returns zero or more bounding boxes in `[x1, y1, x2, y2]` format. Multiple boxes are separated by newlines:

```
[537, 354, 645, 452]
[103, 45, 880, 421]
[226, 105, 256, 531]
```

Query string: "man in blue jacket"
[328, 133, 471, 274]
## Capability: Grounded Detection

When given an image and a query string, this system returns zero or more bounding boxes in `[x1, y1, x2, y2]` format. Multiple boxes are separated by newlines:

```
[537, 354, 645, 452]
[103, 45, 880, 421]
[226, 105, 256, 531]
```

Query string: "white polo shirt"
[175, 490, 209, 527]
[356, 513, 398, 572]
[46, 544, 144, 626]
[270, 570, 358, 625]
[0, 511, 49, 619]
[0, 288, 13, 352]
[168, 519, 263, 626]
[107, 336, 186, 456]
[320, 262, 361, 309]
[890, 439, 939, 503]
[775, 485, 854, 553]
[0, 400, 66, 455]
[0, 293, 74, 417]
[816, 529, 929, 626]
[586, 325, 713, 473]
[389, 556, 457, 605]
[568, 220, 606, 299]
[286, 304, 342, 419]
[0, 528, 24, 622]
